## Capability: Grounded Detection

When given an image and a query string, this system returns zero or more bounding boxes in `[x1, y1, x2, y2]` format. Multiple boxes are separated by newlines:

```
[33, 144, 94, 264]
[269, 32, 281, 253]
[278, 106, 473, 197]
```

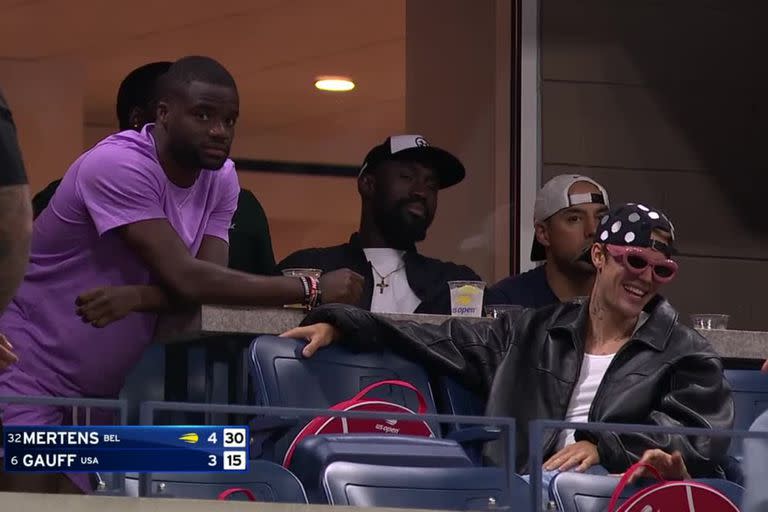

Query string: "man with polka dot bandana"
[284, 202, 734, 497]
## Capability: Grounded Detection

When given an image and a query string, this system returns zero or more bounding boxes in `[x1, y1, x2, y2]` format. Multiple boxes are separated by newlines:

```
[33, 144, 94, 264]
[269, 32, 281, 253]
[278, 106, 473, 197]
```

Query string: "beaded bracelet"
[307, 276, 320, 310]
[298, 276, 321, 310]
[298, 276, 310, 305]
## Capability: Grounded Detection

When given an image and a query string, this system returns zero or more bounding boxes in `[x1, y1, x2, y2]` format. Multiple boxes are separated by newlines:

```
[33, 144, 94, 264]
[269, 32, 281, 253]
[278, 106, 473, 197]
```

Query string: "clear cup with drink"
[448, 281, 486, 317]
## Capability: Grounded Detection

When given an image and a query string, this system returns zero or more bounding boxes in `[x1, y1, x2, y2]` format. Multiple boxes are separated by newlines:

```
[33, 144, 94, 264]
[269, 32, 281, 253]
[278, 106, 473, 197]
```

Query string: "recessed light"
[314, 76, 355, 92]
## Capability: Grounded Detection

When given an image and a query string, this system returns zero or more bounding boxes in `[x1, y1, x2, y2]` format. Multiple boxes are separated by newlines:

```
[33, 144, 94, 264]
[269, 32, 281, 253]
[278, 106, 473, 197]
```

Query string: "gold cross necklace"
[370, 262, 406, 294]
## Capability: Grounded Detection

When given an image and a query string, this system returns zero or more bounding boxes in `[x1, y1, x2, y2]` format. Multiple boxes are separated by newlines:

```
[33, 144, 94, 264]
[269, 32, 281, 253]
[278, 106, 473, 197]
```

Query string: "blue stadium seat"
[248, 334, 443, 462]
[249, 334, 438, 415]
[138, 460, 307, 503]
[290, 434, 473, 503]
[119, 344, 165, 425]
[434, 376, 497, 463]
[551, 472, 743, 512]
[725, 369, 768, 458]
[435, 376, 486, 424]
[321, 461, 530, 510]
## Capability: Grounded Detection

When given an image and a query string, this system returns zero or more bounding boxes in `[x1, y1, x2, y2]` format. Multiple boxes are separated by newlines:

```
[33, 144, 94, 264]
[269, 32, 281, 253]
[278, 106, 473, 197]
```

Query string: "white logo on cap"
[390, 134, 429, 154]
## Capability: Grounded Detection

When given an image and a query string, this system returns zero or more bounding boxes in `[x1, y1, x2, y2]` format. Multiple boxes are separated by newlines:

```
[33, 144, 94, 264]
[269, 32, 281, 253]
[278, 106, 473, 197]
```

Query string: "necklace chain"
[370, 262, 405, 293]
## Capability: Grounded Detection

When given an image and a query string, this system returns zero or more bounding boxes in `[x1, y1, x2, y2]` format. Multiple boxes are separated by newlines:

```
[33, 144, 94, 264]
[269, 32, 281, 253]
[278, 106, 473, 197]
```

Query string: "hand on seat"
[281, 323, 341, 357]
[544, 440, 600, 472]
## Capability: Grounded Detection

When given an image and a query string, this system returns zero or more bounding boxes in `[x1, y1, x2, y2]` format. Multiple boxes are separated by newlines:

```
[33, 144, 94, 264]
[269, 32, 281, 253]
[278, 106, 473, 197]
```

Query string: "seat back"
[321, 461, 530, 510]
[249, 335, 438, 420]
[119, 344, 165, 425]
[435, 376, 486, 428]
[139, 460, 307, 503]
[725, 369, 768, 457]
[291, 434, 472, 503]
[551, 472, 744, 512]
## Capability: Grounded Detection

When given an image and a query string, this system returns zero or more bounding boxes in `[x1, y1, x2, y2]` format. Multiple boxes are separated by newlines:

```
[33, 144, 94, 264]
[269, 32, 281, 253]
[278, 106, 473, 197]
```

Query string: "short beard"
[374, 204, 429, 249]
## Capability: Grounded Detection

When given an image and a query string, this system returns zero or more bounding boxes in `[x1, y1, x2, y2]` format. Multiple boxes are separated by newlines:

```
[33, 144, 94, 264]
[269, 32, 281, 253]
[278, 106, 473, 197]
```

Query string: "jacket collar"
[550, 295, 678, 352]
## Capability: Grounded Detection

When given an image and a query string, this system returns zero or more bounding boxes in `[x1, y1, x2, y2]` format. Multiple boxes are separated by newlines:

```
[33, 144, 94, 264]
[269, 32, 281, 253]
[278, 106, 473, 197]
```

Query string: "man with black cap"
[278, 134, 482, 315]
[283, 202, 733, 493]
[489, 174, 609, 308]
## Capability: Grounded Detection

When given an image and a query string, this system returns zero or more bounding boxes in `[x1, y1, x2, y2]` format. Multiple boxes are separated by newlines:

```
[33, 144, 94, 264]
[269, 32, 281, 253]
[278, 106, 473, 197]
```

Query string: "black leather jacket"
[303, 296, 734, 476]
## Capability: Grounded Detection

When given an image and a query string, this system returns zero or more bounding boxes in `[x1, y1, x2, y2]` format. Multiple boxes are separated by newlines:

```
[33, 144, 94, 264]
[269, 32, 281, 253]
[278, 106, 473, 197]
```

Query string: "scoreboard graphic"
[3, 426, 249, 473]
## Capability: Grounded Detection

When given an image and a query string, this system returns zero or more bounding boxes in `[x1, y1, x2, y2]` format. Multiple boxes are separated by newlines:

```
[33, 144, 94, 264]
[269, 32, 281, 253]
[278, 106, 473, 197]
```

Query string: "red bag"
[217, 487, 256, 501]
[608, 462, 740, 511]
[282, 379, 435, 467]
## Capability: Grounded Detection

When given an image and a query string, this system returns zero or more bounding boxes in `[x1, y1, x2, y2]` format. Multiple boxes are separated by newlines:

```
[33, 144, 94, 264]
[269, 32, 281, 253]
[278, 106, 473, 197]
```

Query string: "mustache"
[397, 198, 428, 210]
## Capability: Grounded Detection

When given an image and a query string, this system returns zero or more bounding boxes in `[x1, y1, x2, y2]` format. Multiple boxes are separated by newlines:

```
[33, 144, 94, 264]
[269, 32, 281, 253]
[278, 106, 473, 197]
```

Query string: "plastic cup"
[484, 304, 524, 320]
[448, 281, 486, 317]
[282, 268, 323, 308]
[690, 314, 730, 330]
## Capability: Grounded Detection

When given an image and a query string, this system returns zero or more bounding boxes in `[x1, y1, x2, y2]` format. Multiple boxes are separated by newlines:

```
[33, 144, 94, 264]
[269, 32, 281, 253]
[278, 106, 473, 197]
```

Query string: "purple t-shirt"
[0, 124, 239, 398]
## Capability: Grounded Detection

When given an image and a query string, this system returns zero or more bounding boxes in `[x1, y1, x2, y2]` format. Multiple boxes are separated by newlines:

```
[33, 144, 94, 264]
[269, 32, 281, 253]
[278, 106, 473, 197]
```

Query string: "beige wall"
[406, 0, 511, 283]
[540, 0, 768, 330]
[238, 171, 359, 262]
[0, 57, 85, 194]
[3, 2, 512, 279]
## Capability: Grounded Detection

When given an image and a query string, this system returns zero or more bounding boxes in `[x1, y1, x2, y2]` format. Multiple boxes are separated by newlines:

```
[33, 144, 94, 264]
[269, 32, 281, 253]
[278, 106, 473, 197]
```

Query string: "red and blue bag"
[608, 462, 740, 511]
[282, 379, 435, 467]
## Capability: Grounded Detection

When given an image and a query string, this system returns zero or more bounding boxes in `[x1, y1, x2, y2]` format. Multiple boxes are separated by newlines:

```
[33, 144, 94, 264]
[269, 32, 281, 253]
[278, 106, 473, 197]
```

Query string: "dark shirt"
[32, 178, 61, 218]
[227, 189, 276, 274]
[487, 265, 559, 309]
[32, 181, 275, 275]
[0, 91, 27, 187]
[278, 233, 487, 315]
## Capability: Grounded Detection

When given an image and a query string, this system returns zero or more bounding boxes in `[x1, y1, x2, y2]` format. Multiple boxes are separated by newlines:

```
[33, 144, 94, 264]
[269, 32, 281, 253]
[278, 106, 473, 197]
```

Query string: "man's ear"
[155, 101, 170, 126]
[127, 107, 145, 130]
[358, 173, 375, 199]
[534, 222, 550, 249]
[590, 243, 605, 271]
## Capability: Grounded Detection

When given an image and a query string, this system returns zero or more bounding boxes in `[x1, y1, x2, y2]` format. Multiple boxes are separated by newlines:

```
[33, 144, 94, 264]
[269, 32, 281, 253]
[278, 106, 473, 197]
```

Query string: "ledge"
[154, 305, 768, 361]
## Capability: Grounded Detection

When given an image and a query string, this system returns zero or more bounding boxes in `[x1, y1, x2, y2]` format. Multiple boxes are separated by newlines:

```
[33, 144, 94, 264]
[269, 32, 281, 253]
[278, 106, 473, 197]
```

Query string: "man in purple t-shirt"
[0, 56, 363, 494]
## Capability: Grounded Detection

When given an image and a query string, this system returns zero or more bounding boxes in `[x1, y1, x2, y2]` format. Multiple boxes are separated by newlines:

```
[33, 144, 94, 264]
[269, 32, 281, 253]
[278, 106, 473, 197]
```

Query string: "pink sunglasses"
[605, 245, 678, 283]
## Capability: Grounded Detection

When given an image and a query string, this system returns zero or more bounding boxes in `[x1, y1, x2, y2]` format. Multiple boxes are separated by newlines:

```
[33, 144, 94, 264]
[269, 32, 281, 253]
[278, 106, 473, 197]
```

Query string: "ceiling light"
[314, 76, 355, 92]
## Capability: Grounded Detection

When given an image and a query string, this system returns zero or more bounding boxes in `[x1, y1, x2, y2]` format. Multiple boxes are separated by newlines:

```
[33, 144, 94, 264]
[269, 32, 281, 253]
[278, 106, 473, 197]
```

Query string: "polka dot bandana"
[595, 203, 676, 257]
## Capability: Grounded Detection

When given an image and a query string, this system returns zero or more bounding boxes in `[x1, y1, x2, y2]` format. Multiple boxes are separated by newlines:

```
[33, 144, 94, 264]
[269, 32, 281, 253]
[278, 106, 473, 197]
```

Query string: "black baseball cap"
[359, 135, 466, 189]
[581, 203, 677, 262]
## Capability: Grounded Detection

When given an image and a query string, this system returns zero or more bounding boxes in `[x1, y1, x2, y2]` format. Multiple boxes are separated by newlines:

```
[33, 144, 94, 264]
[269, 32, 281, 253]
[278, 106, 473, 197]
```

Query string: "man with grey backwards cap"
[279, 134, 483, 315]
[284, 202, 733, 489]
[489, 175, 609, 308]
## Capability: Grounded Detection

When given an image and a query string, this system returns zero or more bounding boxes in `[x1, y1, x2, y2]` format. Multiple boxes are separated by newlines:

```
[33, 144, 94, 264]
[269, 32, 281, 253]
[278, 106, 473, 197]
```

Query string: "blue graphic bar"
[3, 425, 250, 473]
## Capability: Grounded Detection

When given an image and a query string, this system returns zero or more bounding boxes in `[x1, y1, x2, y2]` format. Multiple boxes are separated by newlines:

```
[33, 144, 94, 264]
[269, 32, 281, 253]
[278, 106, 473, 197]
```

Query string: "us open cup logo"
[451, 285, 482, 315]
